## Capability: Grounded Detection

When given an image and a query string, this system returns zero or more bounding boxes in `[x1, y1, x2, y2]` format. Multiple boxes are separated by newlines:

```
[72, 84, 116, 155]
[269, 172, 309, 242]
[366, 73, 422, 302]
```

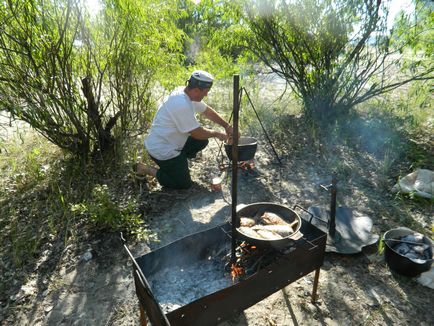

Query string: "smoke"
[343, 115, 406, 160]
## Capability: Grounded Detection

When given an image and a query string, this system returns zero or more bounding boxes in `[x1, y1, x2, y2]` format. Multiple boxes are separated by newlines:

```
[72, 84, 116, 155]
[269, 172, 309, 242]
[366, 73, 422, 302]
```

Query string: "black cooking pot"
[236, 202, 303, 249]
[383, 227, 433, 277]
[224, 137, 257, 161]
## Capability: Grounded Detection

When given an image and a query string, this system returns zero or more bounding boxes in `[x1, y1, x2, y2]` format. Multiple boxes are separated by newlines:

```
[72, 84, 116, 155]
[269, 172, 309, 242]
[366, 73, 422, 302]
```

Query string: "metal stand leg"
[311, 268, 320, 304]
[241, 88, 282, 165]
[140, 304, 148, 326]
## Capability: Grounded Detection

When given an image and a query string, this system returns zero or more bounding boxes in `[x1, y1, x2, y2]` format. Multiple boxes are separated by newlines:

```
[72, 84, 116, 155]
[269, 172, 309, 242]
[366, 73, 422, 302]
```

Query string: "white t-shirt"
[144, 87, 207, 160]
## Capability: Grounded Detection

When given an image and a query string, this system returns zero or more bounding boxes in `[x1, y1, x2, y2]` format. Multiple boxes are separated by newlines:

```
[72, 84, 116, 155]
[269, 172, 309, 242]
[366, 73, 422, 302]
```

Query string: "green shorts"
[150, 137, 208, 189]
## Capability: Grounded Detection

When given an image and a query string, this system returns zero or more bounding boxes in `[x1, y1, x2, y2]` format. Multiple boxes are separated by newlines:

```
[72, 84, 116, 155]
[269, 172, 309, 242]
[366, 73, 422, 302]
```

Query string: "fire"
[228, 242, 258, 281]
[231, 263, 245, 282]
[240, 242, 256, 253]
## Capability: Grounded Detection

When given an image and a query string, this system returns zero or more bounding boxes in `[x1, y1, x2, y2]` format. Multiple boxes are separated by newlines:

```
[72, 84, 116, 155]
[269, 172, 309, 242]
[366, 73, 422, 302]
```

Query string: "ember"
[227, 241, 287, 277]
[218, 160, 256, 174]
[240, 160, 255, 171]
[231, 263, 245, 282]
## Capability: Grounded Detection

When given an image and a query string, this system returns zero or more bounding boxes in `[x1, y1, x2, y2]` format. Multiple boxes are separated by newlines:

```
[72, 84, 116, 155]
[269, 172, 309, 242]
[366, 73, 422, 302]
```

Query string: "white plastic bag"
[392, 169, 434, 199]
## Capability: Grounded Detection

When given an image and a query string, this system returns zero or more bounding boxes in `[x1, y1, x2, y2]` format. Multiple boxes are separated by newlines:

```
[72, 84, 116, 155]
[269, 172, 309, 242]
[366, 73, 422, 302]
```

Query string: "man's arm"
[190, 126, 227, 141]
[202, 106, 233, 136]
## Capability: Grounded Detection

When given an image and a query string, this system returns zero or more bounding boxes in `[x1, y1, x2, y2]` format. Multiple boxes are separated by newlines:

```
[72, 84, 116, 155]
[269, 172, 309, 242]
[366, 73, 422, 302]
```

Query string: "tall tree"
[0, 0, 183, 161]
[174, 0, 241, 76]
[235, 0, 433, 123]
[392, 0, 433, 57]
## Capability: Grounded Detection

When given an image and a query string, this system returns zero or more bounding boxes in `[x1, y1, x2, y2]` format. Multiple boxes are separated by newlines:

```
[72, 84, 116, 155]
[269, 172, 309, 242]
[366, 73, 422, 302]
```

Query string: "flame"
[231, 263, 245, 282]
[239, 161, 255, 171]
[240, 242, 257, 254]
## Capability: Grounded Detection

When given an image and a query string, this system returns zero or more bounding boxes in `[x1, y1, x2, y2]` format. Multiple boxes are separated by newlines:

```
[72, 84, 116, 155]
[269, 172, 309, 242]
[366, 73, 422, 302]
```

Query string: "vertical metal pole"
[140, 305, 148, 326]
[231, 75, 240, 264]
[311, 268, 321, 304]
[329, 173, 337, 237]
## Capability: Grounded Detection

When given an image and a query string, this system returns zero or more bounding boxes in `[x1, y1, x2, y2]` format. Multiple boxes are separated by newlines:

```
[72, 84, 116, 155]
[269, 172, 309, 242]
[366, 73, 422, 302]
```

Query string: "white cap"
[191, 70, 214, 82]
[188, 70, 214, 89]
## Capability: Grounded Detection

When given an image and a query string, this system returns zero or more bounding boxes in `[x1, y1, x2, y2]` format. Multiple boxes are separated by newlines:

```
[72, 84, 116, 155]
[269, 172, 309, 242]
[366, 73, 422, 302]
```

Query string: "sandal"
[130, 163, 147, 181]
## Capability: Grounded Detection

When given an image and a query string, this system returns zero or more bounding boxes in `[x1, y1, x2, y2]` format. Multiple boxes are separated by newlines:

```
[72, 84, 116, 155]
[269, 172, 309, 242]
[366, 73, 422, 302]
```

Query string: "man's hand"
[224, 124, 240, 143]
[190, 126, 229, 142]
[215, 131, 228, 142]
[224, 124, 234, 137]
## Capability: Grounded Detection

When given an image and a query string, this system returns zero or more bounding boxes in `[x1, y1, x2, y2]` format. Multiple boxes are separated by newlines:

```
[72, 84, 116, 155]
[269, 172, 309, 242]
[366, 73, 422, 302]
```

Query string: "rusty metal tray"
[125, 219, 326, 326]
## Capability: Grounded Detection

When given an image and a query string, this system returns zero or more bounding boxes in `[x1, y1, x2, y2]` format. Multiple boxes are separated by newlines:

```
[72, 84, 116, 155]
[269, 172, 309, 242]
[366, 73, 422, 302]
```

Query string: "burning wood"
[225, 241, 279, 279]
[230, 263, 245, 282]
[239, 161, 255, 170]
[218, 160, 255, 172]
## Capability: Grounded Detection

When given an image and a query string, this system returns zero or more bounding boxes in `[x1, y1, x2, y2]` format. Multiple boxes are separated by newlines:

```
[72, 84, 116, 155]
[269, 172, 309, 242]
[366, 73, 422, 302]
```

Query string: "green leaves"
[240, 0, 433, 123]
[70, 184, 147, 236]
[0, 0, 185, 161]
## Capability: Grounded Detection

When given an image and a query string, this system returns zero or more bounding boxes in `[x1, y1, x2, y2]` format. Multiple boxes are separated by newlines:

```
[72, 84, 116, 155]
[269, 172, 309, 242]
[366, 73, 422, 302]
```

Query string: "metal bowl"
[383, 227, 433, 277]
[224, 136, 257, 161]
[236, 202, 302, 249]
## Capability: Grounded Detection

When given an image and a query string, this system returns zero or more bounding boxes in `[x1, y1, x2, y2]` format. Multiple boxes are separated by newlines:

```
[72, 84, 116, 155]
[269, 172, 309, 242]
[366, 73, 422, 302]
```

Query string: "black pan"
[235, 202, 303, 249]
[225, 136, 257, 161]
[383, 227, 433, 277]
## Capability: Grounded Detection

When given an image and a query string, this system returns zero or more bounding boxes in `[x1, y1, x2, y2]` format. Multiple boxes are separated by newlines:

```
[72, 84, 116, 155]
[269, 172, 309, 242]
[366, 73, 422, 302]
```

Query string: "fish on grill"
[252, 224, 294, 237]
[260, 212, 288, 225]
[255, 229, 283, 240]
[240, 217, 257, 227]
[238, 227, 261, 238]
[237, 210, 298, 240]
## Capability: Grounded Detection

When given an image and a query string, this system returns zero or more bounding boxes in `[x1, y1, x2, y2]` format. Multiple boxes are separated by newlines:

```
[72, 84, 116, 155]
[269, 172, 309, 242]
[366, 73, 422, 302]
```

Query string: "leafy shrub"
[70, 184, 147, 238]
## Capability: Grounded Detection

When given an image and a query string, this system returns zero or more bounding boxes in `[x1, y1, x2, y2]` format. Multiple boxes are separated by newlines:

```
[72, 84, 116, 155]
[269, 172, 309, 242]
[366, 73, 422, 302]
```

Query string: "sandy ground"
[2, 134, 432, 326]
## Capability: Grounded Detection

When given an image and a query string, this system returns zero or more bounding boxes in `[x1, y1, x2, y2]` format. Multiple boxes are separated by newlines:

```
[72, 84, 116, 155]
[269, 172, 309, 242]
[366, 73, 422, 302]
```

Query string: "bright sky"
[84, 0, 101, 14]
[387, 0, 414, 30]
[83, 0, 414, 29]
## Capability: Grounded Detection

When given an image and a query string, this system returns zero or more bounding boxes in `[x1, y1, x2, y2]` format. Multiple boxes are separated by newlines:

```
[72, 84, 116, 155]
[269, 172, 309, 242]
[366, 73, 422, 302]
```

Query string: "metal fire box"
[125, 218, 327, 326]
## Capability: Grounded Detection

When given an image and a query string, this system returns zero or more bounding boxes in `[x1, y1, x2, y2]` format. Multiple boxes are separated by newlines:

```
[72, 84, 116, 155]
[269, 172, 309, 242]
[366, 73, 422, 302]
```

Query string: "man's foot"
[134, 162, 157, 178]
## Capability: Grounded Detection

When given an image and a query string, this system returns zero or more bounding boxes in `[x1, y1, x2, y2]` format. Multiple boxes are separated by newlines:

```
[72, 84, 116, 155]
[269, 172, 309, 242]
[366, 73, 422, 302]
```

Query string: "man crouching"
[138, 70, 233, 189]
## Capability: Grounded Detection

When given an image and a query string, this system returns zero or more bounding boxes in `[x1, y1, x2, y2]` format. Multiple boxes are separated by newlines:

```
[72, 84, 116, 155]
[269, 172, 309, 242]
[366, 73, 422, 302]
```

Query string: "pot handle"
[288, 230, 303, 241]
[293, 204, 328, 225]
[409, 257, 434, 264]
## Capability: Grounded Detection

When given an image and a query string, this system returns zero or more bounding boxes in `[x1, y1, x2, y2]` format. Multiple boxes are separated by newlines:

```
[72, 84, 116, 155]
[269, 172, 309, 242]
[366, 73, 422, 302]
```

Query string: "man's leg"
[152, 153, 192, 189]
[182, 137, 209, 159]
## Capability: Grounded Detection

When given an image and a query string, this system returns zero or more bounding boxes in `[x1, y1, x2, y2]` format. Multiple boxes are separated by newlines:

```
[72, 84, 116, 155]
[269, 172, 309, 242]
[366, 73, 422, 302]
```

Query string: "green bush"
[70, 184, 147, 238]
